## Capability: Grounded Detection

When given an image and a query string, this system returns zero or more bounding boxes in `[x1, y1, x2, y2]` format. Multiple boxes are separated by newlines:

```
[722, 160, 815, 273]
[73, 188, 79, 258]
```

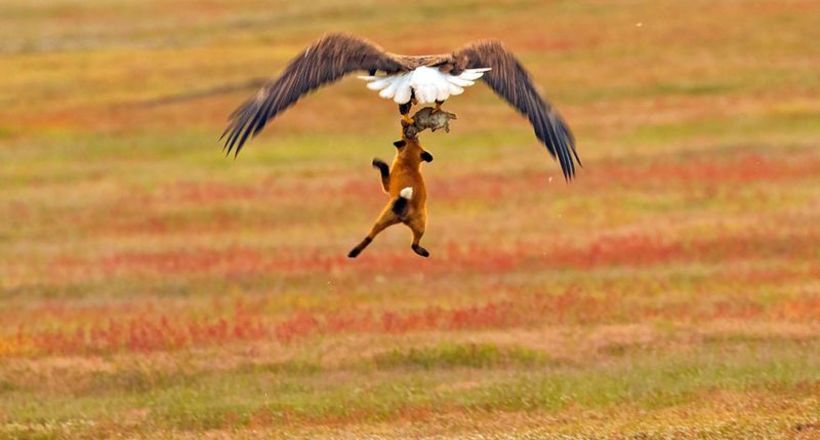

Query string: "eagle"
[221, 33, 580, 179]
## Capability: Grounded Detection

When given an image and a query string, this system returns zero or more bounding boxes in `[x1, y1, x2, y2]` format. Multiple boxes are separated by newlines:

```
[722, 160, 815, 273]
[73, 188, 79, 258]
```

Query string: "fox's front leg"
[372, 158, 390, 193]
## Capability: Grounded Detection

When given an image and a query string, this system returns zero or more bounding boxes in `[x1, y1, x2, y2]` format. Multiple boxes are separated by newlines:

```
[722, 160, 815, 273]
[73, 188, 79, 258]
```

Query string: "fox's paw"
[412, 244, 430, 258]
[348, 237, 372, 258]
[372, 158, 389, 176]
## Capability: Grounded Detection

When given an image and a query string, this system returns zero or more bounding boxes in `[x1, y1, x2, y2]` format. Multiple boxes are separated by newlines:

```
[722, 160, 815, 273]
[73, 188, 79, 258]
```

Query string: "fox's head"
[394, 138, 433, 164]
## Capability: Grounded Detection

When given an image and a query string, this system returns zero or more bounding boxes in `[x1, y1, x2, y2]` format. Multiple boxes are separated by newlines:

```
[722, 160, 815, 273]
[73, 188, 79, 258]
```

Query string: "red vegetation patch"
[434, 152, 820, 200]
[592, 153, 820, 186]
[152, 180, 292, 204]
[99, 247, 265, 276]
[10, 287, 815, 357]
[101, 153, 820, 215]
[18, 300, 516, 355]
[547, 230, 816, 269]
[47, 227, 817, 283]
[774, 297, 820, 321]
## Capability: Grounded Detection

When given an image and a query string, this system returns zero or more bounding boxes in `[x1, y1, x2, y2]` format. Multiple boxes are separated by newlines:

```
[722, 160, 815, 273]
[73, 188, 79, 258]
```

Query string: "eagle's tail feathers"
[458, 68, 492, 81]
[393, 74, 414, 104]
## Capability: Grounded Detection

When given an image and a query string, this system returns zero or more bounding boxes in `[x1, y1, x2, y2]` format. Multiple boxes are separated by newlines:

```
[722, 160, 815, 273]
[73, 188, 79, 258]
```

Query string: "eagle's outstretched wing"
[222, 33, 405, 155]
[453, 41, 580, 180]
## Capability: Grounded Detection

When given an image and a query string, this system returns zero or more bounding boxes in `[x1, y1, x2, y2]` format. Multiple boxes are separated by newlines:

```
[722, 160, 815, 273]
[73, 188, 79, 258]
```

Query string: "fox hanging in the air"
[348, 136, 434, 258]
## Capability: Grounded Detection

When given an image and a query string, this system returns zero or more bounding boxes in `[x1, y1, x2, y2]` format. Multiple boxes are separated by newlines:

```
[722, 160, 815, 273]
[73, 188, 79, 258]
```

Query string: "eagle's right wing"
[222, 33, 405, 155]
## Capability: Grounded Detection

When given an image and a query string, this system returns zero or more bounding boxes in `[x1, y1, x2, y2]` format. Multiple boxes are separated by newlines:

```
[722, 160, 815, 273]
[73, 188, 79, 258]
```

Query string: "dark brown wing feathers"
[221, 33, 405, 155]
[453, 40, 580, 180]
[222, 35, 579, 180]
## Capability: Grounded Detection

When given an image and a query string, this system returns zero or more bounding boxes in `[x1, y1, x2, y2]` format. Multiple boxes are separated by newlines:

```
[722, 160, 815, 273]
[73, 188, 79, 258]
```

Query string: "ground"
[0, 0, 818, 438]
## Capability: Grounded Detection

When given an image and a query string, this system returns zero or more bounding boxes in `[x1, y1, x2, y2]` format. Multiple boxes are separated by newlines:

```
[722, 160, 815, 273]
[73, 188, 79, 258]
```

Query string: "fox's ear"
[393, 140, 406, 148]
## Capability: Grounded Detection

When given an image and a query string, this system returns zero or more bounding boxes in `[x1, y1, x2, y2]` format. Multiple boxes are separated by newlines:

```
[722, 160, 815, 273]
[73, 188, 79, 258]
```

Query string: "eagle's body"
[222, 33, 580, 179]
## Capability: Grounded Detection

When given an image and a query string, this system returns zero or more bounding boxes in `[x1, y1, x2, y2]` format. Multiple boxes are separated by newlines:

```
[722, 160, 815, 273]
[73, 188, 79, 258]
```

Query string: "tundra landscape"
[0, 0, 818, 438]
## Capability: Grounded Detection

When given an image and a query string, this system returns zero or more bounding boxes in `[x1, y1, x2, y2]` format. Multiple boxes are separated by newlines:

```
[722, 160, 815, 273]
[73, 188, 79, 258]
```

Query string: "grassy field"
[1, 0, 818, 438]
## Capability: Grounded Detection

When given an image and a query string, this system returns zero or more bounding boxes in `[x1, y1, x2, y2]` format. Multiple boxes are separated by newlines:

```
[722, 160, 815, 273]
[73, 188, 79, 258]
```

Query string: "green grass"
[372, 343, 548, 369]
[1, 339, 816, 436]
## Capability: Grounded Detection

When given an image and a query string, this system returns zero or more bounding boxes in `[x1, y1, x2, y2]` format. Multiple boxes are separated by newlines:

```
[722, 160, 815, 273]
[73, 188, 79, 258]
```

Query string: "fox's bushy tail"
[391, 187, 413, 216]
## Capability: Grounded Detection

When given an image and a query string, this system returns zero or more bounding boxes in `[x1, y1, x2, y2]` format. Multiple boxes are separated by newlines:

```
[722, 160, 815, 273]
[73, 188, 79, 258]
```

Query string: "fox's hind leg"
[347, 208, 399, 258]
[405, 215, 429, 258]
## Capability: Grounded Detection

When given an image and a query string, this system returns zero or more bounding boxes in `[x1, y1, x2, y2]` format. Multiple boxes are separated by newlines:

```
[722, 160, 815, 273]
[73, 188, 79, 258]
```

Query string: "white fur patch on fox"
[399, 187, 413, 199]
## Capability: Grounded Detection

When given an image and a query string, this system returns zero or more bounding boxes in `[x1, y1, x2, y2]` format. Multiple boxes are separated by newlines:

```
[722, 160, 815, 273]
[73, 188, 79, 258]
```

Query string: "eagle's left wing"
[222, 33, 405, 155]
[453, 41, 580, 180]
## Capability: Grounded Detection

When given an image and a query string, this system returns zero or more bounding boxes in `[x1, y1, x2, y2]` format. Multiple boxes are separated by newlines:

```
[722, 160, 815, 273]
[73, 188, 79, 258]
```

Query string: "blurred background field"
[0, 0, 818, 438]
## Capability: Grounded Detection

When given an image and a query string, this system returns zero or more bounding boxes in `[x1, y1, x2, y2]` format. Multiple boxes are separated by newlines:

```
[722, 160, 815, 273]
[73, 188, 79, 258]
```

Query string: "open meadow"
[0, 0, 818, 438]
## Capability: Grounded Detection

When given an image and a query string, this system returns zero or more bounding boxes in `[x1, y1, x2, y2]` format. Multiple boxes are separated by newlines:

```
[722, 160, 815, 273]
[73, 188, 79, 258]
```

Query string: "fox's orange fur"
[348, 136, 433, 258]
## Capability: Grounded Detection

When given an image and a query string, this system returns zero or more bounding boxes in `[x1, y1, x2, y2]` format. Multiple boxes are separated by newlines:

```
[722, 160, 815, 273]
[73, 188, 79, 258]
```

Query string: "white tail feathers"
[358, 66, 491, 104]
[399, 187, 413, 200]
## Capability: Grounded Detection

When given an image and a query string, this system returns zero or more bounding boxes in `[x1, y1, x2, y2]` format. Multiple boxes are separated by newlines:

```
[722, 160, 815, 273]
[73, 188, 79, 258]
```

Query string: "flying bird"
[221, 33, 580, 179]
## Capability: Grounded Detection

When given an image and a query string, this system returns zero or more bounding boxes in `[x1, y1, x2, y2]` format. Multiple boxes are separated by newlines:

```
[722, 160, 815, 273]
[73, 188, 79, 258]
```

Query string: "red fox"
[348, 136, 434, 258]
